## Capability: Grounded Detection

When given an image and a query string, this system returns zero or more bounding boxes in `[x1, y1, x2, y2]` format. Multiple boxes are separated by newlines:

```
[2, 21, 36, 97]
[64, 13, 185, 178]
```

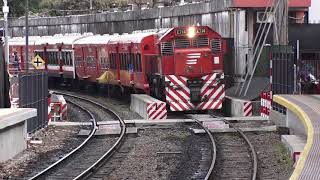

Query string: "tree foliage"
[1, 0, 172, 17]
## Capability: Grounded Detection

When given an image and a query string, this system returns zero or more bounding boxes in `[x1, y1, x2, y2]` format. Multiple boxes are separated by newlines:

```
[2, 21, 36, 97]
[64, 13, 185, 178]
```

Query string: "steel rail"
[54, 91, 127, 180]
[187, 115, 217, 180]
[211, 114, 258, 180]
[29, 98, 98, 180]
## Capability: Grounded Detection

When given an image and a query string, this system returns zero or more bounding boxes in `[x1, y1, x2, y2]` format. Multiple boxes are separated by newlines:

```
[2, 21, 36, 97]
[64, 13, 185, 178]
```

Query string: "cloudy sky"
[309, 0, 320, 22]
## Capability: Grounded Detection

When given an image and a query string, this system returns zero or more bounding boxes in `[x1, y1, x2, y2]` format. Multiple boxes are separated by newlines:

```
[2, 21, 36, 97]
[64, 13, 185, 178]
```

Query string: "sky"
[309, 0, 320, 22]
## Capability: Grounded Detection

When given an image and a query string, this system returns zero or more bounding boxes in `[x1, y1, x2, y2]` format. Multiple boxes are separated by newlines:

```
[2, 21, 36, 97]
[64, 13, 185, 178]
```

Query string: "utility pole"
[25, 0, 29, 72]
[274, 0, 288, 45]
[0, 39, 4, 108]
[1, 0, 9, 108]
[90, 0, 93, 10]
[3, 0, 9, 65]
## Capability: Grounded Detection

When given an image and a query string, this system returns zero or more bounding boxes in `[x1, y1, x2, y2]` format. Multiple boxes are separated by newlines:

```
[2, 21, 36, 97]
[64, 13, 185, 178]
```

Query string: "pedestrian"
[13, 51, 20, 72]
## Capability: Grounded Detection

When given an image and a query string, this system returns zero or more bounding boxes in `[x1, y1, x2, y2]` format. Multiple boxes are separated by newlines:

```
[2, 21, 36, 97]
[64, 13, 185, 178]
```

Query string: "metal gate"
[271, 45, 295, 113]
[299, 51, 320, 94]
[16, 72, 48, 133]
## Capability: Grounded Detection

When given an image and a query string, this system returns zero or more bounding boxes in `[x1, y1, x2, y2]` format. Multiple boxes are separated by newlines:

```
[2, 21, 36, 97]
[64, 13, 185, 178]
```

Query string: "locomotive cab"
[159, 26, 225, 111]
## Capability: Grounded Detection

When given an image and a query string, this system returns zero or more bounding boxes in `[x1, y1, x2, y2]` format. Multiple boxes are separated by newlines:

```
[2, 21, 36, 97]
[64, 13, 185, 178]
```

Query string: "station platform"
[273, 95, 320, 180]
[0, 108, 37, 163]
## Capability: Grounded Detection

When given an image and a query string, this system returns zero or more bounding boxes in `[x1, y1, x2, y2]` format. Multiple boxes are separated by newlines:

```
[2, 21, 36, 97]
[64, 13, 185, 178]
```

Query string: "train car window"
[122, 53, 126, 70]
[86, 56, 96, 67]
[39, 52, 44, 59]
[48, 52, 51, 65]
[52, 52, 56, 65]
[110, 54, 114, 69]
[110, 53, 117, 69]
[68, 52, 73, 66]
[75, 56, 82, 66]
[129, 53, 134, 71]
[56, 52, 59, 65]
[48, 52, 52, 64]
[137, 53, 142, 72]
[54, 52, 59, 65]
[119, 54, 123, 70]
[124, 53, 128, 70]
[100, 57, 108, 69]
[134, 54, 137, 72]
[122, 54, 125, 70]
[50, 52, 55, 65]
[50, 52, 54, 65]
[109, 54, 112, 69]
[123, 53, 126, 70]
[62, 51, 66, 65]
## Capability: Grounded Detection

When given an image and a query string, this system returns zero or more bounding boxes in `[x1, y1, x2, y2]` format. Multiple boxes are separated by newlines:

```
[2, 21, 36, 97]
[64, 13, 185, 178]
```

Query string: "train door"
[99, 46, 108, 74]
[85, 45, 97, 81]
[74, 46, 84, 79]
[95, 46, 100, 78]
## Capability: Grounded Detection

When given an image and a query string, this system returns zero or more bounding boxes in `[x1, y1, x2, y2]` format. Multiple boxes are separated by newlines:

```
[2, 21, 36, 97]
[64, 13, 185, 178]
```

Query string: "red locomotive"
[9, 26, 226, 111]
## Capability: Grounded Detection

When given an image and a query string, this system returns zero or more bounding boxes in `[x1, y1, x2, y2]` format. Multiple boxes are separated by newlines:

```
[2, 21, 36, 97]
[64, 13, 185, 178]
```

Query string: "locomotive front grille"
[161, 42, 174, 55]
[175, 38, 190, 48]
[192, 36, 209, 47]
[211, 38, 221, 54]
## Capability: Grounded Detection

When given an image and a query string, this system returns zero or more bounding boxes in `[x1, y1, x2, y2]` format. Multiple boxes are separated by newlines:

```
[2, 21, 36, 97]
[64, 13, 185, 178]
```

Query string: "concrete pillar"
[286, 109, 306, 136]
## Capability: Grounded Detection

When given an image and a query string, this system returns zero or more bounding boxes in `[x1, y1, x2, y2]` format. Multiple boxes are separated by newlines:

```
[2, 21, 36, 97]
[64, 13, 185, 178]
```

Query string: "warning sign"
[32, 55, 45, 69]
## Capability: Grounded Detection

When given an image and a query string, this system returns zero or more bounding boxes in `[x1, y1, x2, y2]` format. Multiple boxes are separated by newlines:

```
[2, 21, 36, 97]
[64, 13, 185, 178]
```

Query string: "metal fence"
[271, 45, 295, 114]
[17, 72, 48, 133]
[299, 51, 320, 94]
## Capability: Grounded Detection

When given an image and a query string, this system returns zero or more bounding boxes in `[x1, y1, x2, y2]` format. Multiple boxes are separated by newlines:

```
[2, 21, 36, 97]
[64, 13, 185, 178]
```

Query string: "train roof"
[34, 33, 93, 45]
[8, 36, 41, 45]
[74, 34, 116, 45]
[108, 32, 156, 44]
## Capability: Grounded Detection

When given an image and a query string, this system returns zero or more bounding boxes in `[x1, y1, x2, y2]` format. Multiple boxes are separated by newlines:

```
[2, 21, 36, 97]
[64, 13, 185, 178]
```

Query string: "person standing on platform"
[13, 51, 20, 72]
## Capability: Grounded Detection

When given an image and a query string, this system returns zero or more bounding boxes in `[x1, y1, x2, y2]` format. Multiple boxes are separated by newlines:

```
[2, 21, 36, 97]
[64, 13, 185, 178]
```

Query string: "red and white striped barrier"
[243, 101, 253, 117]
[131, 94, 167, 120]
[58, 95, 67, 120]
[260, 91, 272, 117]
[50, 94, 68, 121]
[48, 95, 52, 122]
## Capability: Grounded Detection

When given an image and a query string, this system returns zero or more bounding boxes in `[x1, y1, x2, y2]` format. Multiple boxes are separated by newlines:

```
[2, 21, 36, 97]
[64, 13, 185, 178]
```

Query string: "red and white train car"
[9, 26, 226, 112]
[8, 36, 40, 72]
[33, 33, 92, 78]
[73, 34, 115, 82]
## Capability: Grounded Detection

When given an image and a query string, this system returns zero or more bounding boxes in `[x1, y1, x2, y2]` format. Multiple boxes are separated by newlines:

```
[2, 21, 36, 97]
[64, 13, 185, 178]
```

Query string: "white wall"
[309, 0, 320, 23]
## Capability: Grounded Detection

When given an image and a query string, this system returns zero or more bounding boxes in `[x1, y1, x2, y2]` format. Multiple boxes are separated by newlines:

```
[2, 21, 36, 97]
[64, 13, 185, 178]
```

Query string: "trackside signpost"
[31, 55, 45, 69]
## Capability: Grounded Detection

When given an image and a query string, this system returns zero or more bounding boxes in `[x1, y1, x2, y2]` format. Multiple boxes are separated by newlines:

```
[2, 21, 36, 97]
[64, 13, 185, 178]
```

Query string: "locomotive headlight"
[187, 27, 196, 38]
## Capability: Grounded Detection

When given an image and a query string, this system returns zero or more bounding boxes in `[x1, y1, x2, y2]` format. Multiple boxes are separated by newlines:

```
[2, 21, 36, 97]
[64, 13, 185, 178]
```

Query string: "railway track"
[209, 115, 258, 180]
[29, 92, 127, 180]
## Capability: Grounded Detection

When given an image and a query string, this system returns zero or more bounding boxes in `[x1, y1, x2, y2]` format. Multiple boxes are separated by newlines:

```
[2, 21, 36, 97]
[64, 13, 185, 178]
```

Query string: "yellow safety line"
[273, 95, 314, 180]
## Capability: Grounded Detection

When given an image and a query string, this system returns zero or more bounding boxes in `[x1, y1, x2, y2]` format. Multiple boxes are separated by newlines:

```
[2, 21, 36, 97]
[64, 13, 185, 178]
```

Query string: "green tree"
[0, 0, 40, 17]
